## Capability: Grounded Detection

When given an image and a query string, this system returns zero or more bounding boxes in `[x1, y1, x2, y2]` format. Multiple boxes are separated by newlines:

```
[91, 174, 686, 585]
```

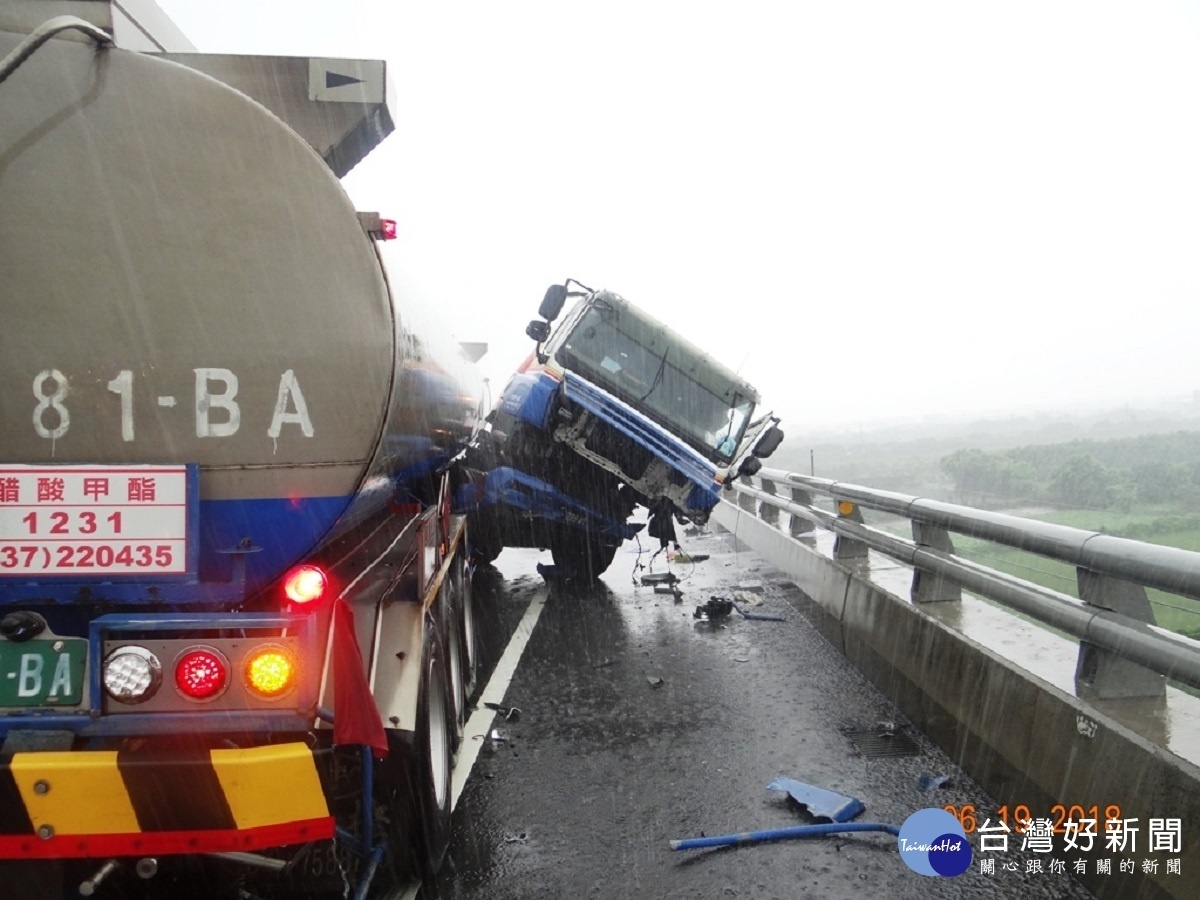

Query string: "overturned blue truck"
[460, 279, 784, 578]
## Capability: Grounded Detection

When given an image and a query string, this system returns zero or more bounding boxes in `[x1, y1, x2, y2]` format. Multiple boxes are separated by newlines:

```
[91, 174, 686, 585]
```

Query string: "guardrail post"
[759, 480, 780, 526]
[1074, 570, 1166, 700]
[788, 487, 814, 538]
[833, 500, 868, 560]
[910, 522, 961, 603]
[737, 483, 757, 513]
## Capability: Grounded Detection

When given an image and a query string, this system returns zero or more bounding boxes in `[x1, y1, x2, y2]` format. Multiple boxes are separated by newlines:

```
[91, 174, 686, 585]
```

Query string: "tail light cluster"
[103, 641, 299, 707]
[97, 563, 325, 712]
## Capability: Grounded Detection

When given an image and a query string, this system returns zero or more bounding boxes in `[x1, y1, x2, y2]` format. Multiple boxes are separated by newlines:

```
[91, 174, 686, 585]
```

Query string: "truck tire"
[413, 616, 453, 881]
[452, 552, 478, 697]
[442, 573, 468, 754]
[550, 535, 620, 580]
[469, 515, 503, 565]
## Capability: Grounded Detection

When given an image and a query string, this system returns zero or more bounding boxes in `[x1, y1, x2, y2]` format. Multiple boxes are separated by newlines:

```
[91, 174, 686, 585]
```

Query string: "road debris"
[732, 601, 785, 622]
[669, 820, 899, 851]
[732, 590, 763, 607]
[473, 728, 509, 749]
[694, 597, 734, 620]
[669, 777, 898, 851]
[767, 777, 865, 822]
[642, 572, 678, 586]
[919, 773, 953, 791]
[483, 702, 522, 721]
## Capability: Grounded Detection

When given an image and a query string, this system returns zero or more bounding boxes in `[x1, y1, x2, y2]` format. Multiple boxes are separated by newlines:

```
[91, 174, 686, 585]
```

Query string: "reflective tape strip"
[118, 748, 235, 831]
[0, 816, 334, 859]
[0, 763, 34, 834]
[211, 743, 330, 830]
[11, 750, 141, 835]
[0, 742, 331, 856]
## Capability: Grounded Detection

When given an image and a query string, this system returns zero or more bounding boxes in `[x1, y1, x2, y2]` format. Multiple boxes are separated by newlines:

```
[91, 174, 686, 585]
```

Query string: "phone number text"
[0, 542, 178, 573]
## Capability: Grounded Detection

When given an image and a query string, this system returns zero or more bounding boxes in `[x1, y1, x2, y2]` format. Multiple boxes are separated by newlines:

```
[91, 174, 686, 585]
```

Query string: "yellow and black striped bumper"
[0, 742, 333, 859]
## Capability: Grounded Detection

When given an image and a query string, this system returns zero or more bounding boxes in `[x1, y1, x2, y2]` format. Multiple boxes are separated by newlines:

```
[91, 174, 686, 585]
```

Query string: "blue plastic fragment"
[766, 776, 866, 823]
[670, 821, 899, 851]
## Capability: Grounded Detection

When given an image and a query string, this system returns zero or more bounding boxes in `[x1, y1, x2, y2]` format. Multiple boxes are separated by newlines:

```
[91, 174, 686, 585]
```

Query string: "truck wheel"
[469, 515, 503, 564]
[590, 540, 619, 576]
[413, 617, 453, 881]
[442, 575, 468, 754]
[551, 536, 619, 580]
[453, 552, 478, 697]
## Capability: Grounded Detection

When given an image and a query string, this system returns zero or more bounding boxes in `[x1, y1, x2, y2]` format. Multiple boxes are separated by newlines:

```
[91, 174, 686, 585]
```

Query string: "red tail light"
[175, 648, 228, 700]
[284, 564, 327, 606]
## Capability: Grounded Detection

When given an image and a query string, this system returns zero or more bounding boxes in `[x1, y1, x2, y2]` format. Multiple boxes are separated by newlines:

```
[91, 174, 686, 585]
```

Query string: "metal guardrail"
[726, 467, 1200, 695]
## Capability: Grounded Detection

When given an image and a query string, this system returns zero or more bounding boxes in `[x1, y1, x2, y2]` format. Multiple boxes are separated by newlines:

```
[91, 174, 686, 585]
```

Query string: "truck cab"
[487, 281, 783, 545]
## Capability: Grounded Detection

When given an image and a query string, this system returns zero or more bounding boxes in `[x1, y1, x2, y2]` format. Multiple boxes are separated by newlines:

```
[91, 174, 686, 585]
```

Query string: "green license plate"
[0, 638, 87, 707]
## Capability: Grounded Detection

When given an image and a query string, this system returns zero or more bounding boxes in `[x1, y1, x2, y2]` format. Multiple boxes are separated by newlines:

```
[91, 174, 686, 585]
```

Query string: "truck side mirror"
[753, 425, 784, 458]
[736, 456, 763, 480]
[539, 284, 568, 322]
[526, 319, 551, 343]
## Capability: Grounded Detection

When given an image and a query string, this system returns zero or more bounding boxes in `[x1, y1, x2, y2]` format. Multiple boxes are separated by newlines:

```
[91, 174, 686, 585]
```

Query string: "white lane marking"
[451, 585, 549, 810]
[392, 584, 549, 900]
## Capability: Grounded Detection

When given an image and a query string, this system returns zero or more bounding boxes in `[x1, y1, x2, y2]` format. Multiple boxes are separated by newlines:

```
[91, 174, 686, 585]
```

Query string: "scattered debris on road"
[669, 777, 900, 851]
[767, 777, 865, 823]
[694, 597, 734, 620]
[919, 773, 953, 791]
[483, 702, 522, 721]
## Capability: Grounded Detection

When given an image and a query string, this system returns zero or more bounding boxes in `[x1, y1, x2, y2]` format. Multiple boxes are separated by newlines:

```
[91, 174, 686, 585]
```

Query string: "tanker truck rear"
[0, 7, 480, 897]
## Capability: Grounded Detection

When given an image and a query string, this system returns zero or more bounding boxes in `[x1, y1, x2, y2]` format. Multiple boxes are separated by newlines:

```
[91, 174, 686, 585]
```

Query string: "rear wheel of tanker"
[442, 571, 468, 755]
[414, 615, 454, 882]
[452, 551, 478, 698]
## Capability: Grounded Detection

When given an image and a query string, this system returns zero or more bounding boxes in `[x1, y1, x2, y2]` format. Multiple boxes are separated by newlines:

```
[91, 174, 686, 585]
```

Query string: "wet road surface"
[434, 528, 1094, 900]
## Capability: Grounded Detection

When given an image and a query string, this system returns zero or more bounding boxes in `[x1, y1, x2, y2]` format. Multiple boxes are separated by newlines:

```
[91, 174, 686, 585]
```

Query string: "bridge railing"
[716, 466, 1200, 899]
[725, 466, 1200, 698]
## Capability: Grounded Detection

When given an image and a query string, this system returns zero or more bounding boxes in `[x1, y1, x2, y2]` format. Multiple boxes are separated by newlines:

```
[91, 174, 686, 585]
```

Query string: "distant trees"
[940, 449, 1037, 506]
[1047, 454, 1133, 512]
[1129, 461, 1193, 504]
[940, 432, 1200, 511]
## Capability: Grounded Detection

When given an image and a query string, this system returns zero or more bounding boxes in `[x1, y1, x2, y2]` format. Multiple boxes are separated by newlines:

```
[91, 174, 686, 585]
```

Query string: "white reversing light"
[103, 646, 163, 704]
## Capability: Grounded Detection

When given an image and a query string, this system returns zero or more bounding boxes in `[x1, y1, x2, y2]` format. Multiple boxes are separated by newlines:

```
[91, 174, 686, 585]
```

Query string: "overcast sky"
[156, 1, 1200, 433]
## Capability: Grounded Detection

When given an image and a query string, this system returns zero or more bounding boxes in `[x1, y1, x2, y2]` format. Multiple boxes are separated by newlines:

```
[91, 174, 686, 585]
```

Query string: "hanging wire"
[0, 15, 112, 86]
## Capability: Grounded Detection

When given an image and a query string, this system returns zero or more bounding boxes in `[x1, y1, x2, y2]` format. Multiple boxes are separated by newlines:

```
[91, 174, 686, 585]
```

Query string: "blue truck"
[464, 280, 784, 577]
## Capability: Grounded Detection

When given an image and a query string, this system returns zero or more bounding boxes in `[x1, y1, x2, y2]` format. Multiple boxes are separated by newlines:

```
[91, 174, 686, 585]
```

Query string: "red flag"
[331, 599, 389, 759]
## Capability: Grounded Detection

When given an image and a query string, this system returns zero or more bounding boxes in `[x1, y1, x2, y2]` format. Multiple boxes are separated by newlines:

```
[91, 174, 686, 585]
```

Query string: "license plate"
[0, 638, 87, 707]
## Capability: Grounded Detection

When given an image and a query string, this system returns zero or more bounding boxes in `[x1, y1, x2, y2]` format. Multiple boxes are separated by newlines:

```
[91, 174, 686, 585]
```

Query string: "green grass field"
[949, 507, 1200, 639]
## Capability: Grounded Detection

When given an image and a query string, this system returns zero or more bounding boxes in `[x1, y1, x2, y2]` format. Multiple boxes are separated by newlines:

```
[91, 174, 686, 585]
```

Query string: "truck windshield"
[555, 297, 756, 462]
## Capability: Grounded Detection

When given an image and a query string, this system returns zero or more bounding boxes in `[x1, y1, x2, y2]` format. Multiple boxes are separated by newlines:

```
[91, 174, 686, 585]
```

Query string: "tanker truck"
[0, 7, 480, 897]
[467, 281, 784, 578]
